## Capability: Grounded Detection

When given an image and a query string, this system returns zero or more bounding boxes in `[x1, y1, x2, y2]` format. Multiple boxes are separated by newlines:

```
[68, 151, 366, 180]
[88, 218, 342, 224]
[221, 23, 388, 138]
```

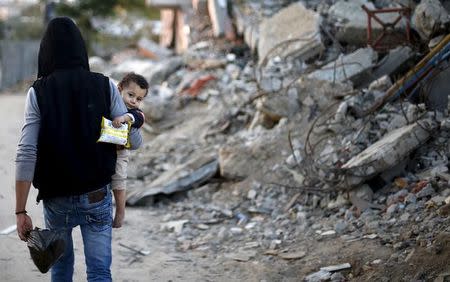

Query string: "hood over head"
[38, 17, 89, 78]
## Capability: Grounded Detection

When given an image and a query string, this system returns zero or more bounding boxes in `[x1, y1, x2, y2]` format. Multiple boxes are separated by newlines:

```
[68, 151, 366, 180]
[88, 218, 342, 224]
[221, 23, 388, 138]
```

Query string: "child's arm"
[112, 114, 132, 128]
[127, 109, 145, 128]
[112, 189, 126, 228]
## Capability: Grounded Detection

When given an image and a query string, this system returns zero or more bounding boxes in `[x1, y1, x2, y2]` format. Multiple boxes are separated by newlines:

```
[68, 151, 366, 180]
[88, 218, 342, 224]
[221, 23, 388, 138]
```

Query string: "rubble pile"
[92, 0, 450, 280]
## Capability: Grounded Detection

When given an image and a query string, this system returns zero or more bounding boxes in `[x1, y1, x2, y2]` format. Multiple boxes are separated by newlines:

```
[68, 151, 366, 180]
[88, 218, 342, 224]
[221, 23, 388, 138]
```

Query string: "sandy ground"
[0, 91, 211, 282]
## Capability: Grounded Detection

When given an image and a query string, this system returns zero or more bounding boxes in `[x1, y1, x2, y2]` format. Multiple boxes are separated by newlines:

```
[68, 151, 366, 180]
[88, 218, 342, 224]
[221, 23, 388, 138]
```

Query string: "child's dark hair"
[118, 72, 149, 96]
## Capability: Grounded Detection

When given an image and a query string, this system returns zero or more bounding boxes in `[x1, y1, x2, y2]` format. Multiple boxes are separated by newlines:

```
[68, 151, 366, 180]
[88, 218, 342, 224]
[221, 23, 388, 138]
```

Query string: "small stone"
[429, 196, 446, 205]
[393, 241, 408, 250]
[366, 220, 380, 230]
[244, 242, 260, 249]
[271, 78, 282, 91]
[247, 189, 257, 200]
[270, 239, 282, 250]
[405, 193, 417, 204]
[355, 184, 374, 201]
[400, 213, 410, 221]
[334, 220, 348, 234]
[405, 203, 418, 213]
[226, 53, 236, 62]
[416, 185, 435, 198]
[195, 224, 210, 230]
[327, 194, 350, 209]
[442, 189, 450, 197]
[312, 195, 321, 208]
[386, 204, 398, 217]
[285, 154, 297, 168]
[278, 250, 306, 260]
[230, 227, 244, 235]
[217, 226, 228, 237]
[344, 209, 355, 221]
[321, 230, 337, 236]
[264, 229, 275, 239]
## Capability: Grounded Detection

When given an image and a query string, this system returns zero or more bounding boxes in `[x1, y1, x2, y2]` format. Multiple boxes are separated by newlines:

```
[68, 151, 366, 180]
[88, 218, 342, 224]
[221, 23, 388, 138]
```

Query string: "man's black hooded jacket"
[32, 17, 116, 199]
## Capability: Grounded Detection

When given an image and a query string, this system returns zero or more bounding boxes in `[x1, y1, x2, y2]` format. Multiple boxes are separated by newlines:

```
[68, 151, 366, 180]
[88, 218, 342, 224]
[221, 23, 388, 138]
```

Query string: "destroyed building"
[89, 0, 450, 280]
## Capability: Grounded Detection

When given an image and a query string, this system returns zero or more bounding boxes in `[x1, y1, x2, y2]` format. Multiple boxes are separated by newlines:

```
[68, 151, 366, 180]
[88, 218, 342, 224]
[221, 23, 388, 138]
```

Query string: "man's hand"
[112, 115, 126, 128]
[15, 180, 32, 241]
[16, 213, 33, 241]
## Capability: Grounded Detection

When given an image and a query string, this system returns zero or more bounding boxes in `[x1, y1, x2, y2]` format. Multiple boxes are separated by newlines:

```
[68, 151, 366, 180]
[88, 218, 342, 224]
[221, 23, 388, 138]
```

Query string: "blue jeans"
[43, 185, 113, 282]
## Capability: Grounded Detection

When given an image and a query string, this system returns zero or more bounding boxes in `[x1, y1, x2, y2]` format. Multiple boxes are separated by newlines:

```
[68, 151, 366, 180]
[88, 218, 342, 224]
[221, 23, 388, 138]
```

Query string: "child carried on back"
[111, 72, 148, 228]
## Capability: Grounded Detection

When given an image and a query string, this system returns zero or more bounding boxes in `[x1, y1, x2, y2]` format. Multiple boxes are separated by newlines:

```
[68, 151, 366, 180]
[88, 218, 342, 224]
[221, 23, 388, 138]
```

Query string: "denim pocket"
[85, 201, 112, 232]
[43, 199, 69, 229]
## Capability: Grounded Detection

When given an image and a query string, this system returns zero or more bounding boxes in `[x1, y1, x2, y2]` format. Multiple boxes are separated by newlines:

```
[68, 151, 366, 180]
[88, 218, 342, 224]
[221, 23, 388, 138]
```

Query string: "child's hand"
[113, 209, 125, 228]
[112, 116, 126, 128]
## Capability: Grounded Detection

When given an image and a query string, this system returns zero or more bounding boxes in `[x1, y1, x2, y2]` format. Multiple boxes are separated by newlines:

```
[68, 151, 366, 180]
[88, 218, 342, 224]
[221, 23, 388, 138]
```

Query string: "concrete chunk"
[258, 2, 323, 64]
[143, 57, 184, 86]
[412, 0, 450, 40]
[137, 37, 173, 60]
[342, 120, 436, 187]
[307, 47, 377, 84]
[127, 153, 218, 205]
[329, 0, 402, 45]
[372, 46, 416, 79]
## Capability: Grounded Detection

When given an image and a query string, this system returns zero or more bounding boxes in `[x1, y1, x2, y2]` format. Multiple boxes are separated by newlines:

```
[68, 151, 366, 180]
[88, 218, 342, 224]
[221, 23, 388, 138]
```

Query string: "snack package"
[97, 117, 130, 147]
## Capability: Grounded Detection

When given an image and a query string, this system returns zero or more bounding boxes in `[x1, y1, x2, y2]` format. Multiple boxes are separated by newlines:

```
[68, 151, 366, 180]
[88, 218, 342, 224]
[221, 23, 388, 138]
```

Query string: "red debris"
[178, 74, 216, 97]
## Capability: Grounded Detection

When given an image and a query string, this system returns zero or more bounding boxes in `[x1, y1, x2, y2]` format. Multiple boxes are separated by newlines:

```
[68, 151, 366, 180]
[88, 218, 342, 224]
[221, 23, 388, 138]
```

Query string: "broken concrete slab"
[258, 2, 323, 64]
[307, 47, 378, 85]
[372, 46, 416, 81]
[143, 56, 184, 86]
[295, 77, 353, 110]
[412, 0, 450, 40]
[219, 144, 251, 180]
[137, 37, 173, 59]
[305, 269, 332, 282]
[329, 0, 402, 45]
[252, 90, 300, 127]
[127, 153, 218, 205]
[342, 120, 437, 187]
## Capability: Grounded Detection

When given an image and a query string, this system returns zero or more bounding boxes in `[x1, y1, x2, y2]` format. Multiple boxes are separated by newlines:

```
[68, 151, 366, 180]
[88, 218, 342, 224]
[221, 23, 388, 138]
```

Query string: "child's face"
[119, 81, 146, 109]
